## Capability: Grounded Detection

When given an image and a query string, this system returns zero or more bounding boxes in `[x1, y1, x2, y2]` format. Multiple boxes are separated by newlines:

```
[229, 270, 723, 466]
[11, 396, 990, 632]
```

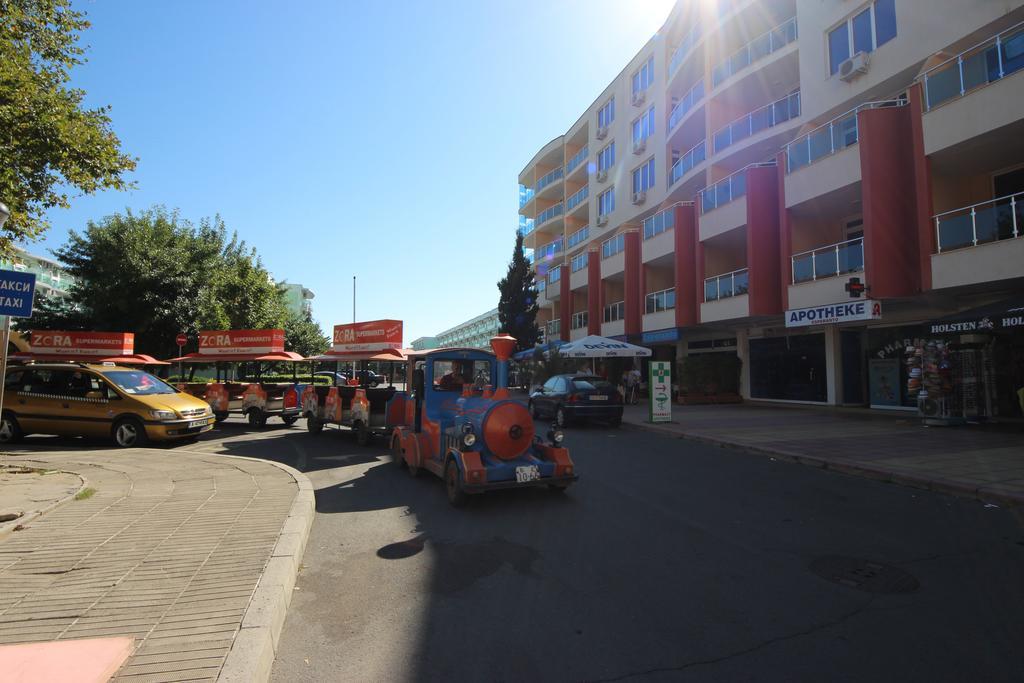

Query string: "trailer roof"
[164, 351, 307, 363]
[10, 352, 170, 366]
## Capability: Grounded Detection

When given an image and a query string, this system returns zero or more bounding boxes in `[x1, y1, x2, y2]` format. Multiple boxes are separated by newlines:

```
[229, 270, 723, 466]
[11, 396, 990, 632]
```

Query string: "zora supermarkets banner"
[198, 329, 285, 355]
[332, 320, 403, 353]
[30, 331, 134, 356]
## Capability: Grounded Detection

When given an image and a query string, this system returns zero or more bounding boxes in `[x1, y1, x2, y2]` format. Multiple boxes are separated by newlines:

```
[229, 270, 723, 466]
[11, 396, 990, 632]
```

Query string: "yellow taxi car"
[0, 363, 215, 447]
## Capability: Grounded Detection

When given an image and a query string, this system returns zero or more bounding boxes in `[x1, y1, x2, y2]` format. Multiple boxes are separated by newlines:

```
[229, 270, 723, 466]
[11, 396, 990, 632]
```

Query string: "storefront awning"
[10, 353, 170, 366]
[929, 298, 1024, 334]
[165, 351, 307, 363]
[305, 348, 408, 362]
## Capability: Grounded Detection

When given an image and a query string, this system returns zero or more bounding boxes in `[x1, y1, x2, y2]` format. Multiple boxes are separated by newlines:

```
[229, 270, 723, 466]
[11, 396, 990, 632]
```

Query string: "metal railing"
[566, 145, 589, 173]
[704, 267, 749, 301]
[548, 266, 562, 285]
[785, 100, 906, 173]
[566, 185, 589, 211]
[712, 91, 800, 154]
[519, 184, 534, 208]
[791, 237, 864, 283]
[570, 252, 589, 272]
[669, 140, 706, 186]
[547, 319, 561, 336]
[699, 160, 776, 213]
[536, 202, 564, 226]
[645, 288, 676, 314]
[920, 22, 1024, 111]
[536, 238, 564, 260]
[602, 233, 625, 259]
[518, 215, 534, 236]
[536, 166, 564, 192]
[935, 192, 1023, 253]
[571, 311, 588, 330]
[712, 16, 797, 88]
[669, 79, 705, 132]
[567, 225, 589, 249]
[669, 23, 701, 77]
[603, 300, 625, 323]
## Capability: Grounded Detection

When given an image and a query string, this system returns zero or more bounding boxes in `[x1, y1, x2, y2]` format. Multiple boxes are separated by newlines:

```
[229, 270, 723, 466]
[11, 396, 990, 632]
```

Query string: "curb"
[202, 455, 316, 683]
[621, 420, 1023, 508]
[0, 464, 88, 540]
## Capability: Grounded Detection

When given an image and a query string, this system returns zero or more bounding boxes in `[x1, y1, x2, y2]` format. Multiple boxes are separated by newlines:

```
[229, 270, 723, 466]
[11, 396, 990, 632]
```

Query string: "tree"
[497, 231, 540, 351]
[283, 308, 329, 358]
[0, 0, 136, 252]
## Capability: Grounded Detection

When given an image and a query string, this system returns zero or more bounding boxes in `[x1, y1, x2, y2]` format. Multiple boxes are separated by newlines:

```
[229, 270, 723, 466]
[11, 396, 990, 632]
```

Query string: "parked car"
[0, 363, 216, 447]
[314, 371, 349, 385]
[529, 374, 623, 427]
[355, 369, 385, 387]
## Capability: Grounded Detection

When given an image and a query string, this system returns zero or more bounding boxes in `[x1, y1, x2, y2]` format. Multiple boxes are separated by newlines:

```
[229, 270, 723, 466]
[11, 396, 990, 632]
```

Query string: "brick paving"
[623, 402, 1024, 505]
[0, 449, 297, 682]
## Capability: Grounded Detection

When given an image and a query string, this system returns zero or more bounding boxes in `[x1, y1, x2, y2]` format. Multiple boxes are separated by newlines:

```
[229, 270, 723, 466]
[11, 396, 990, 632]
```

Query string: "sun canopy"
[512, 340, 566, 361]
[165, 351, 307, 363]
[306, 347, 408, 363]
[10, 353, 170, 366]
[558, 335, 652, 358]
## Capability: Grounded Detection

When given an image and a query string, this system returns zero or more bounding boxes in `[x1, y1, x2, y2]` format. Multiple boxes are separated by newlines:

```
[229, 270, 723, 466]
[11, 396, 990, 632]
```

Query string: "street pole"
[353, 275, 356, 323]
[0, 316, 10, 430]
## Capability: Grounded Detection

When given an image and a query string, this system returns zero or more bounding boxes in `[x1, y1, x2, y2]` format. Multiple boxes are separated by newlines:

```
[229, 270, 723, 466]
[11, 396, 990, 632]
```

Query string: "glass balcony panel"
[666, 289, 676, 309]
[730, 119, 750, 145]
[813, 250, 839, 279]
[704, 279, 718, 301]
[750, 105, 770, 134]
[700, 187, 716, 212]
[713, 128, 730, 152]
[749, 32, 771, 62]
[715, 180, 731, 207]
[961, 49, 991, 93]
[808, 126, 832, 163]
[773, 98, 791, 125]
[792, 254, 814, 283]
[1002, 30, 1024, 76]
[925, 63, 961, 109]
[787, 141, 810, 172]
[719, 276, 734, 299]
[1016, 197, 1024, 236]
[730, 46, 750, 76]
[837, 240, 864, 273]
[974, 199, 1016, 243]
[733, 270, 749, 295]
[938, 212, 975, 250]
[712, 62, 729, 87]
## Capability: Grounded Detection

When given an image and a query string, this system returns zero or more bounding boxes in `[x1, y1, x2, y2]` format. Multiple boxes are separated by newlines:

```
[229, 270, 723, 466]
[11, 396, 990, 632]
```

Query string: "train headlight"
[462, 432, 477, 448]
[548, 429, 564, 446]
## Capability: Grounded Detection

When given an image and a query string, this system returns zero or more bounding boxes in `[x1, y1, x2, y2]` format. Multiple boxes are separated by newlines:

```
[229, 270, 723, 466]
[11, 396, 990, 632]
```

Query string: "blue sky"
[40, 0, 675, 344]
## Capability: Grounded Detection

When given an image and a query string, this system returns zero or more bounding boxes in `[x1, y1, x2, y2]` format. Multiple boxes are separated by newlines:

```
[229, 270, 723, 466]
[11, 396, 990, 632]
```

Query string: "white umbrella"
[558, 335, 652, 358]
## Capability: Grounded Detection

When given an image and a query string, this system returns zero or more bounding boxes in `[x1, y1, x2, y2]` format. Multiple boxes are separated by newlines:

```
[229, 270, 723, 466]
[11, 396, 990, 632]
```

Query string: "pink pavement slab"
[0, 637, 133, 683]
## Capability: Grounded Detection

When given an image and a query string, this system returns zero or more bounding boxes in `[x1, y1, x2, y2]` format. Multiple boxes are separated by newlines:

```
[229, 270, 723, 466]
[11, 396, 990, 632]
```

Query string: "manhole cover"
[809, 555, 919, 594]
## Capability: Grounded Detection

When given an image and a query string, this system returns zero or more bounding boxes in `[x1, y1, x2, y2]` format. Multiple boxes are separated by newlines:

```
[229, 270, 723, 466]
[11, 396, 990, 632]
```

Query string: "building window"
[571, 311, 588, 330]
[643, 208, 675, 240]
[631, 106, 655, 143]
[645, 288, 676, 314]
[632, 158, 655, 194]
[603, 300, 625, 323]
[632, 56, 654, 94]
[537, 279, 546, 292]
[598, 142, 615, 172]
[548, 266, 561, 284]
[828, 0, 897, 75]
[598, 97, 615, 128]
[570, 252, 589, 273]
[602, 233, 625, 259]
[547, 319, 561, 336]
[598, 187, 616, 216]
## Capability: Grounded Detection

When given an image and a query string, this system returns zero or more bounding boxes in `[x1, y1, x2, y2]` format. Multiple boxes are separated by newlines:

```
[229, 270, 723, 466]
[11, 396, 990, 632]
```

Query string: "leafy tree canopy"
[0, 0, 136, 252]
[497, 231, 540, 352]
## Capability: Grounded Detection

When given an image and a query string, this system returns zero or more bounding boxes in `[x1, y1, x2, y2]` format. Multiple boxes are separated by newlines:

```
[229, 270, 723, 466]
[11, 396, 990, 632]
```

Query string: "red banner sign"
[332, 320, 402, 353]
[198, 329, 285, 355]
[30, 331, 134, 356]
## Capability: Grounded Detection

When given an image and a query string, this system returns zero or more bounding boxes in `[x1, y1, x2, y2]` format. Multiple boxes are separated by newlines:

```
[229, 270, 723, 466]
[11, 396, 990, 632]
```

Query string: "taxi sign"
[0, 269, 36, 318]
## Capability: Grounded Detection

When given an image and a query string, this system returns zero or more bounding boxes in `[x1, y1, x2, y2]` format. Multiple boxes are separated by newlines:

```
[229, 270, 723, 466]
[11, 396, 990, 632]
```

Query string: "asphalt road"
[13, 417, 1024, 681]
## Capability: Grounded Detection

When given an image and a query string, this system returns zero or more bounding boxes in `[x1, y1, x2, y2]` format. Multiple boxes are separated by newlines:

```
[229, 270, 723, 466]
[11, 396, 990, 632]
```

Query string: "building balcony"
[642, 222, 674, 263]
[534, 202, 564, 236]
[787, 238, 865, 309]
[644, 288, 675, 332]
[643, 309, 676, 332]
[700, 293, 749, 323]
[566, 145, 589, 179]
[668, 80, 705, 136]
[569, 261, 588, 290]
[535, 166, 564, 199]
[710, 16, 797, 92]
[931, 192, 1024, 289]
[603, 300, 625, 325]
[669, 140, 706, 188]
[602, 318, 625, 338]
[567, 225, 590, 250]
[668, 22, 701, 82]
[698, 161, 775, 240]
[566, 185, 589, 219]
[704, 267, 749, 302]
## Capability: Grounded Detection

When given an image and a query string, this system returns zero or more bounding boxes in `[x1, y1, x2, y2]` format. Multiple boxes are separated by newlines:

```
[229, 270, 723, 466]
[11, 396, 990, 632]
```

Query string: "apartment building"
[434, 308, 502, 350]
[0, 246, 76, 301]
[518, 0, 1024, 417]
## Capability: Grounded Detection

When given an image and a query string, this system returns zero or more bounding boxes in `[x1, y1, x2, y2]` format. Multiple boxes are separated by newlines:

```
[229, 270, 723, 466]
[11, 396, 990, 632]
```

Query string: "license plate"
[515, 465, 540, 483]
[589, 395, 608, 401]
[188, 419, 211, 429]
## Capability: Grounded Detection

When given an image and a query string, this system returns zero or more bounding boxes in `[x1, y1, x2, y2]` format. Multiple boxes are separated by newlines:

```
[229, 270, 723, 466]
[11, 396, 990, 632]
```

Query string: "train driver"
[436, 361, 468, 391]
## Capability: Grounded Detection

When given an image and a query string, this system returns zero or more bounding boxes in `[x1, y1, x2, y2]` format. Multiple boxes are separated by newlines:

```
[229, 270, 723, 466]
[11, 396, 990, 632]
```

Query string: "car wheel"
[307, 417, 324, 435]
[392, 435, 406, 469]
[445, 459, 467, 507]
[113, 418, 148, 448]
[214, 411, 229, 423]
[0, 413, 23, 444]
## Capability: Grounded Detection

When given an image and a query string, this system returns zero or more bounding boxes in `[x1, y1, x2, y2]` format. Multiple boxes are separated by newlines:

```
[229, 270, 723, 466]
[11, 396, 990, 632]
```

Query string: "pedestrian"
[626, 366, 641, 404]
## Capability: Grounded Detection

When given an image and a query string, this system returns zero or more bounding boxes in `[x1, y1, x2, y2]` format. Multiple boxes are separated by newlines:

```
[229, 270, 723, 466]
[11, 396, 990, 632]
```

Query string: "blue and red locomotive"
[386, 334, 577, 505]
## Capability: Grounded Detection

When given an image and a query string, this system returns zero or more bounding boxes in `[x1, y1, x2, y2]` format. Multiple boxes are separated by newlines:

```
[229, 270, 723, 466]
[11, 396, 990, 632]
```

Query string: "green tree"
[0, 0, 136, 252]
[497, 231, 540, 351]
[283, 308, 329, 358]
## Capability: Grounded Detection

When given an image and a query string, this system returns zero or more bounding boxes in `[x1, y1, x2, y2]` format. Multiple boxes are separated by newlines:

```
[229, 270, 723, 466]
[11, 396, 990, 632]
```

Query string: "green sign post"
[649, 361, 672, 423]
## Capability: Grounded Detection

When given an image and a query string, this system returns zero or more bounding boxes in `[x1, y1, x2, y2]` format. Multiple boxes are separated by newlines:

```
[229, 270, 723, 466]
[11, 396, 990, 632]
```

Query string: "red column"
[695, 238, 706, 323]
[746, 165, 782, 316]
[673, 203, 697, 327]
[908, 83, 934, 291]
[623, 229, 642, 338]
[858, 105, 921, 298]
[559, 264, 570, 342]
[587, 247, 601, 335]
[776, 151, 792, 310]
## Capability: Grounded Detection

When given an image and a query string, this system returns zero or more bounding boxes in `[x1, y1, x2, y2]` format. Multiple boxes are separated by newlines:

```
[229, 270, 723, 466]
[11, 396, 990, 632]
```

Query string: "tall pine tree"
[497, 231, 541, 351]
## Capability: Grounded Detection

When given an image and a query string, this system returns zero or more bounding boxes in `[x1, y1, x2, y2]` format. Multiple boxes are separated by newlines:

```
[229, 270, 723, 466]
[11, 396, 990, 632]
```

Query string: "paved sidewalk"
[0, 466, 83, 534]
[0, 449, 311, 682]
[622, 402, 1024, 506]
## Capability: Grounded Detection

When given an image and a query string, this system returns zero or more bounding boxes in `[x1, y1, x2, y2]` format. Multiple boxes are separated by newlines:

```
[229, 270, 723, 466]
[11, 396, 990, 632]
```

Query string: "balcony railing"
[566, 145, 589, 174]
[669, 23, 701, 77]
[791, 237, 864, 283]
[785, 100, 905, 173]
[536, 202, 564, 226]
[567, 185, 589, 211]
[699, 160, 776, 214]
[518, 215, 534, 236]
[669, 140, 706, 186]
[547, 319, 561, 336]
[536, 238, 564, 260]
[567, 225, 590, 249]
[669, 79, 705, 132]
[519, 184, 535, 209]
[935, 192, 1023, 253]
[548, 266, 562, 286]
[711, 16, 797, 88]
[536, 167, 564, 192]
[704, 268, 749, 301]
[645, 288, 676, 314]
[603, 300, 625, 323]
[921, 21, 1024, 111]
[712, 91, 800, 154]
[571, 311, 588, 330]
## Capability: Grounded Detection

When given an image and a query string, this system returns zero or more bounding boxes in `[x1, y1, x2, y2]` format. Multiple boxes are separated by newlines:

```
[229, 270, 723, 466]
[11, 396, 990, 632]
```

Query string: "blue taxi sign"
[0, 268, 37, 318]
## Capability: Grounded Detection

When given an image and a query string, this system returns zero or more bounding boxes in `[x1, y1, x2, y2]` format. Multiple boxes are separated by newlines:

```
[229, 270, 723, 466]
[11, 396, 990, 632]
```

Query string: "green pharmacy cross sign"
[648, 361, 672, 423]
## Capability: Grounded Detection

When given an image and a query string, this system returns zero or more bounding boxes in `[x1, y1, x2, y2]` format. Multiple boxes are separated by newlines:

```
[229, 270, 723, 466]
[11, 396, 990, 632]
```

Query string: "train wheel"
[445, 460, 467, 507]
[247, 409, 267, 427]
[307, 417, 324, 435]
[391, 435, 405, 469]
[281, 415, 299, 426]
[355, 422, 371, 447]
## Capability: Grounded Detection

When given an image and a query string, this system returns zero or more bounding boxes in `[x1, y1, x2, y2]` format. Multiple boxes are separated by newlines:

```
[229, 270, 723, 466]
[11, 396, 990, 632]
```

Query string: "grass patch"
[74, 487, 96, 501]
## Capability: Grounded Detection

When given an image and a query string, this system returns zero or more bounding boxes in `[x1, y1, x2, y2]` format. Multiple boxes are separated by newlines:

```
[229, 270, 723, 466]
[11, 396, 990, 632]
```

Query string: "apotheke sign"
[785, 300, 882, 328]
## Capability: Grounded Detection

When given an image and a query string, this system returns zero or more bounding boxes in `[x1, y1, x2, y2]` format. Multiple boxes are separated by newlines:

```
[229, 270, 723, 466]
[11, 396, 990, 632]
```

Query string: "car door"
[537, 377, 559, 416]
[65, 370, 116, 438]
[17, 368, 75, 436]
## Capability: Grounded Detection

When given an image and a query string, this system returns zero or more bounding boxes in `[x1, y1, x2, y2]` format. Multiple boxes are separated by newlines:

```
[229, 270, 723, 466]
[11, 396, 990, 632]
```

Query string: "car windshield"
[572, 378, 616, 392]
[104, 370, 177, 395]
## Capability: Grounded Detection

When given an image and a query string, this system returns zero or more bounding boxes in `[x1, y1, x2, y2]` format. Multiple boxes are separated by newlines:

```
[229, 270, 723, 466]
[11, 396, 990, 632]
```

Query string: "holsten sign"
[199, 329, 285, 355]
[31, 331, 134, 355]
[785, 300, 882, 328]
[332, 320, 403, 353]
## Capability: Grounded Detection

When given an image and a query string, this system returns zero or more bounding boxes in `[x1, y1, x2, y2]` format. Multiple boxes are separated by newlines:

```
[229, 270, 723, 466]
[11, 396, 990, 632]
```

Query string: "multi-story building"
[411, 336, 439, 351]
[519, 0, 1024, 416]
[434, 309, 502, 349]
[0, 246, 76, 301]
[277, 281, 315, 316]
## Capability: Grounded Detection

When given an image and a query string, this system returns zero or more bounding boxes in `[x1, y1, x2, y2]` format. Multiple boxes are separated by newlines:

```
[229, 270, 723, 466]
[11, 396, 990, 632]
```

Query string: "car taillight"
[567, 393, 578, 403]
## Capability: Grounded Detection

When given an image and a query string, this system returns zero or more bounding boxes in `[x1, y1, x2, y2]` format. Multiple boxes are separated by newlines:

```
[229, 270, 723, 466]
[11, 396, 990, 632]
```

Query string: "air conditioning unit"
[632, 90, 646, 106]
[596, 126, 609, 140]
[632, 138, 646, 155]
[632, 191, 646, 205]
[597, 214, 609, 226]
[838, 52, 870, 82]
[596, 169, 608, 183]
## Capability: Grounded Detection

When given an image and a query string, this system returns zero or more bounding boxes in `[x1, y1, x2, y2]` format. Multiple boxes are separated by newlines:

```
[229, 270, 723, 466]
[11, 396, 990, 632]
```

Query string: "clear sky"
[39, 0, 676, 344]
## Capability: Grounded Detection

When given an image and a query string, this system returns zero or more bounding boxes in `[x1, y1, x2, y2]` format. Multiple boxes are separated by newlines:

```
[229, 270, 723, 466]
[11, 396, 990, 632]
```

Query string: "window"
[432, 359, 491, 392]
[631, 106, 655, 143]
[603, 300, 625, 322]
[602, 233, 625, 259]
[598, 97, 615, 128]
[828, 0, 897, 75]
[645, 288, 676, 314]
[643, 209, 675, 240]
[570, 252, 589, 272]
[598, 142, 615, 171]
[571, 311, 588, 329]
[632, 158, 656, 194]
[632, 56, 654, 94]
[598, 187, 615, 216]
[548, 266, 561, 283]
